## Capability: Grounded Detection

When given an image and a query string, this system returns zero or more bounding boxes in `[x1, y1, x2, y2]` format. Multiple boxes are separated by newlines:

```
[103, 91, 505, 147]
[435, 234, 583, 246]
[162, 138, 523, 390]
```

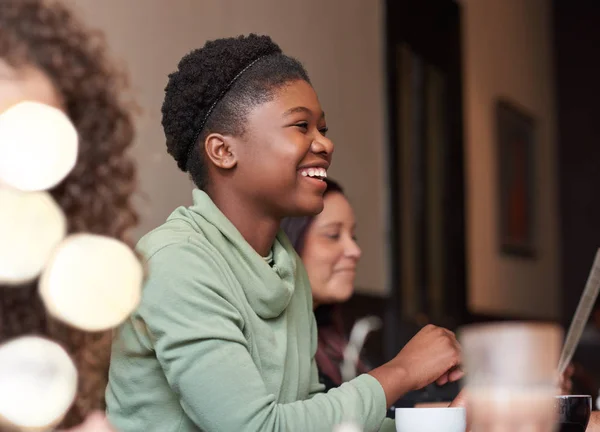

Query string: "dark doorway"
[554, 0, 600, 326]
[339, 0, 466, 366]
[383, 0, 467, 359]
[553, 0, 600, 398]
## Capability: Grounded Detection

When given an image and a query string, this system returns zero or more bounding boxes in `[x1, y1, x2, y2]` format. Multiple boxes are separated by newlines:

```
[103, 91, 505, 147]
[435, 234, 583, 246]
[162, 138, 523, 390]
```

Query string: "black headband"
[182, 55, 269, 169]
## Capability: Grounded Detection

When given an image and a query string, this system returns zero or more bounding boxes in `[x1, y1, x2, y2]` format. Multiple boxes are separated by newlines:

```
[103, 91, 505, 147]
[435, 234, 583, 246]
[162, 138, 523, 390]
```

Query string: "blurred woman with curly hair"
[0, 0, 138, 428]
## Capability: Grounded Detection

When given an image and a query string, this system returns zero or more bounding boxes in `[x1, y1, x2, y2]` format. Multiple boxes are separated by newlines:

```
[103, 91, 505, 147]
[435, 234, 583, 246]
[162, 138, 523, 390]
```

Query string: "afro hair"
[161, 34, 310, 190]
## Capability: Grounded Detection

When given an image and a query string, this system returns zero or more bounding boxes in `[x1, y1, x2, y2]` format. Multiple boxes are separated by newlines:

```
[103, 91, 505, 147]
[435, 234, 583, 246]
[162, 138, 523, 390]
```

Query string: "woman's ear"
[204, 133, 237, 170]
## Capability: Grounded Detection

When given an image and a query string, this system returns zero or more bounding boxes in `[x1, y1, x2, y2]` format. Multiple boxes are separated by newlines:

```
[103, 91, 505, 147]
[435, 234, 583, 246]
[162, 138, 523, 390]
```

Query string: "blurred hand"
[558, 364, 574, 395]
[449, 389, 470, 432]
[59, 412, 116, 432]
[449, 388, 467, 408]
[392, 324, 463, 391]
[587, 411, 600, 432]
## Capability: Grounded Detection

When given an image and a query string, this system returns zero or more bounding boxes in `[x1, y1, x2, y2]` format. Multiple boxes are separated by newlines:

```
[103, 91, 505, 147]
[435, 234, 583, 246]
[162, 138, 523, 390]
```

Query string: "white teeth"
[300, 167, 328, 179]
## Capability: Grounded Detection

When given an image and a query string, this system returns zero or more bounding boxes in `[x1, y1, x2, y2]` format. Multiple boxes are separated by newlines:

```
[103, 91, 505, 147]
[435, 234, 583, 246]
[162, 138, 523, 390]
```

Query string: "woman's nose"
[311, 136, 334, 160]
[344, 236, 361, 260]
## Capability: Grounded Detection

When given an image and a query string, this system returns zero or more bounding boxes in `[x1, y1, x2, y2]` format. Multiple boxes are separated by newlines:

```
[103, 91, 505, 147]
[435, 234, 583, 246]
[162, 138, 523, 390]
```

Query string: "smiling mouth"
[298, 167, 327, 181]
[334, 268, 356, 273]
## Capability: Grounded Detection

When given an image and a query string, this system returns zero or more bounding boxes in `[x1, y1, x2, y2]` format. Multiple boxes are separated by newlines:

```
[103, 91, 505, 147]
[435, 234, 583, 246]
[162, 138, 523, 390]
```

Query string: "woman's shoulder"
[135, 219, 232, 306]
[136, 214, 220, 265]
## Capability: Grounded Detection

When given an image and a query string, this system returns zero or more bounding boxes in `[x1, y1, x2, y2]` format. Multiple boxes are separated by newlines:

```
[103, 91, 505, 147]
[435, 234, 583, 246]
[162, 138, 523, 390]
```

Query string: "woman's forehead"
[247, 80, 322, 122]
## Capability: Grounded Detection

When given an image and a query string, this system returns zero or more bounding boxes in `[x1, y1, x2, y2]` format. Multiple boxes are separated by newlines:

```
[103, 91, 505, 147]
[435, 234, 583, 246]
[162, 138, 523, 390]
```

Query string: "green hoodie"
[106, 189, 394, 432]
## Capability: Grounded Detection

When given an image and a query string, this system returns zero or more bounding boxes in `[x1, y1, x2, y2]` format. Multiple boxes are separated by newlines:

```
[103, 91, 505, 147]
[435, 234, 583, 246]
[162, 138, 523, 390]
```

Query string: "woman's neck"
[206, 187, 280, 257]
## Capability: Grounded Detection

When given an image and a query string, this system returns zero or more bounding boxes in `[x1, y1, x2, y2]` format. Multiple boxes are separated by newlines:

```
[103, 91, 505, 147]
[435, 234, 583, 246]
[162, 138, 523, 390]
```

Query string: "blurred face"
[0, 62, 120, 432]
[231, 79, 334, 218]
[0, 61, 62, 112]
[301, 192, 361, 307]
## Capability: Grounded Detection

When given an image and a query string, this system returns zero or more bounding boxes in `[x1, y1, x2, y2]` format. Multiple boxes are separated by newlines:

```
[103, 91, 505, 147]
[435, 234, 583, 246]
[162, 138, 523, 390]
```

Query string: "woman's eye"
[319, 126, 329, 136]
[294, 122, 309, 130]
[325, 233, 340, 240]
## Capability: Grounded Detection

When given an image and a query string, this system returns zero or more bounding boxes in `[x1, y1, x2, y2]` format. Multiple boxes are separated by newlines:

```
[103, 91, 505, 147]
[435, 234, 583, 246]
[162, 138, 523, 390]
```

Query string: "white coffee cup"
[395, 407, 466, 432]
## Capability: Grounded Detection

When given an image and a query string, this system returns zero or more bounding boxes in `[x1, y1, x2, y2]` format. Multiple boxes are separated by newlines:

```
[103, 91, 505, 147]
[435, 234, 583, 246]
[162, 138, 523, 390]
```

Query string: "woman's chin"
[326, 285, 355, 305]
[289, 197, 324, 217]
[338, 291, 354, 303]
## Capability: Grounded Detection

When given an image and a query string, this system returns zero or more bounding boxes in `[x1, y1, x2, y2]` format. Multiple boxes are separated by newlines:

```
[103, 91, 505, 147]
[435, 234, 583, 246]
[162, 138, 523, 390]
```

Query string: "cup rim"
[555, 395, 592, 398]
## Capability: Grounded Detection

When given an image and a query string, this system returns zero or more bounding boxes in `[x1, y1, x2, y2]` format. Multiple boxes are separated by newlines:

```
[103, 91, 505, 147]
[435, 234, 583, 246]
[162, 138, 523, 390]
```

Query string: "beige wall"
[67, 0, 390, 296]
[459, 0, 560, 318]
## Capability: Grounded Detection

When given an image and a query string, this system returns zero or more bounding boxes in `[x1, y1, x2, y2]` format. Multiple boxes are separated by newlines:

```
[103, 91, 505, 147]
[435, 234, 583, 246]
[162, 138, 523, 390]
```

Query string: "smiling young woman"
[106, 34, 462, 432]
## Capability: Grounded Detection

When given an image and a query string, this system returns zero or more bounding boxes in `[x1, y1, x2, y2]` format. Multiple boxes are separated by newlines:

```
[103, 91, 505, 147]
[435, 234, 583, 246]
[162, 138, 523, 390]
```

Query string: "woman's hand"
[558, 364, 574, 395]
[587, 412, 600, 432]
[369, 324, 462, 406]
[393, 324, 463, 390]
[59, 412, 116, 432]
[449, 390, 470, 432]
[449, 389, 467, 408]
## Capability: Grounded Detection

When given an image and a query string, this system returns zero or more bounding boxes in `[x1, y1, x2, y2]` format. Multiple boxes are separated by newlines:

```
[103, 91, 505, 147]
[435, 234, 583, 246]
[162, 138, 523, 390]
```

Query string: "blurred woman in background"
[0, 0, 137, 428]
[281, 178, 368, 390]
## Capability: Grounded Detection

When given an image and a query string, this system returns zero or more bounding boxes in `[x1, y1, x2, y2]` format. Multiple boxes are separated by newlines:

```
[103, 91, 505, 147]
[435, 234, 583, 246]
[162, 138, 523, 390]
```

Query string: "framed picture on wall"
[496, 99, 536, 258]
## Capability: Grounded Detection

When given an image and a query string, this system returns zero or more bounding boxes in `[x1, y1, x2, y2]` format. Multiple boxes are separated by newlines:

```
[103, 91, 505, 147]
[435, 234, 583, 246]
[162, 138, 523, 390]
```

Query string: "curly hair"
[0, 0, 138, 427]
[162, 34, 311, 189]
